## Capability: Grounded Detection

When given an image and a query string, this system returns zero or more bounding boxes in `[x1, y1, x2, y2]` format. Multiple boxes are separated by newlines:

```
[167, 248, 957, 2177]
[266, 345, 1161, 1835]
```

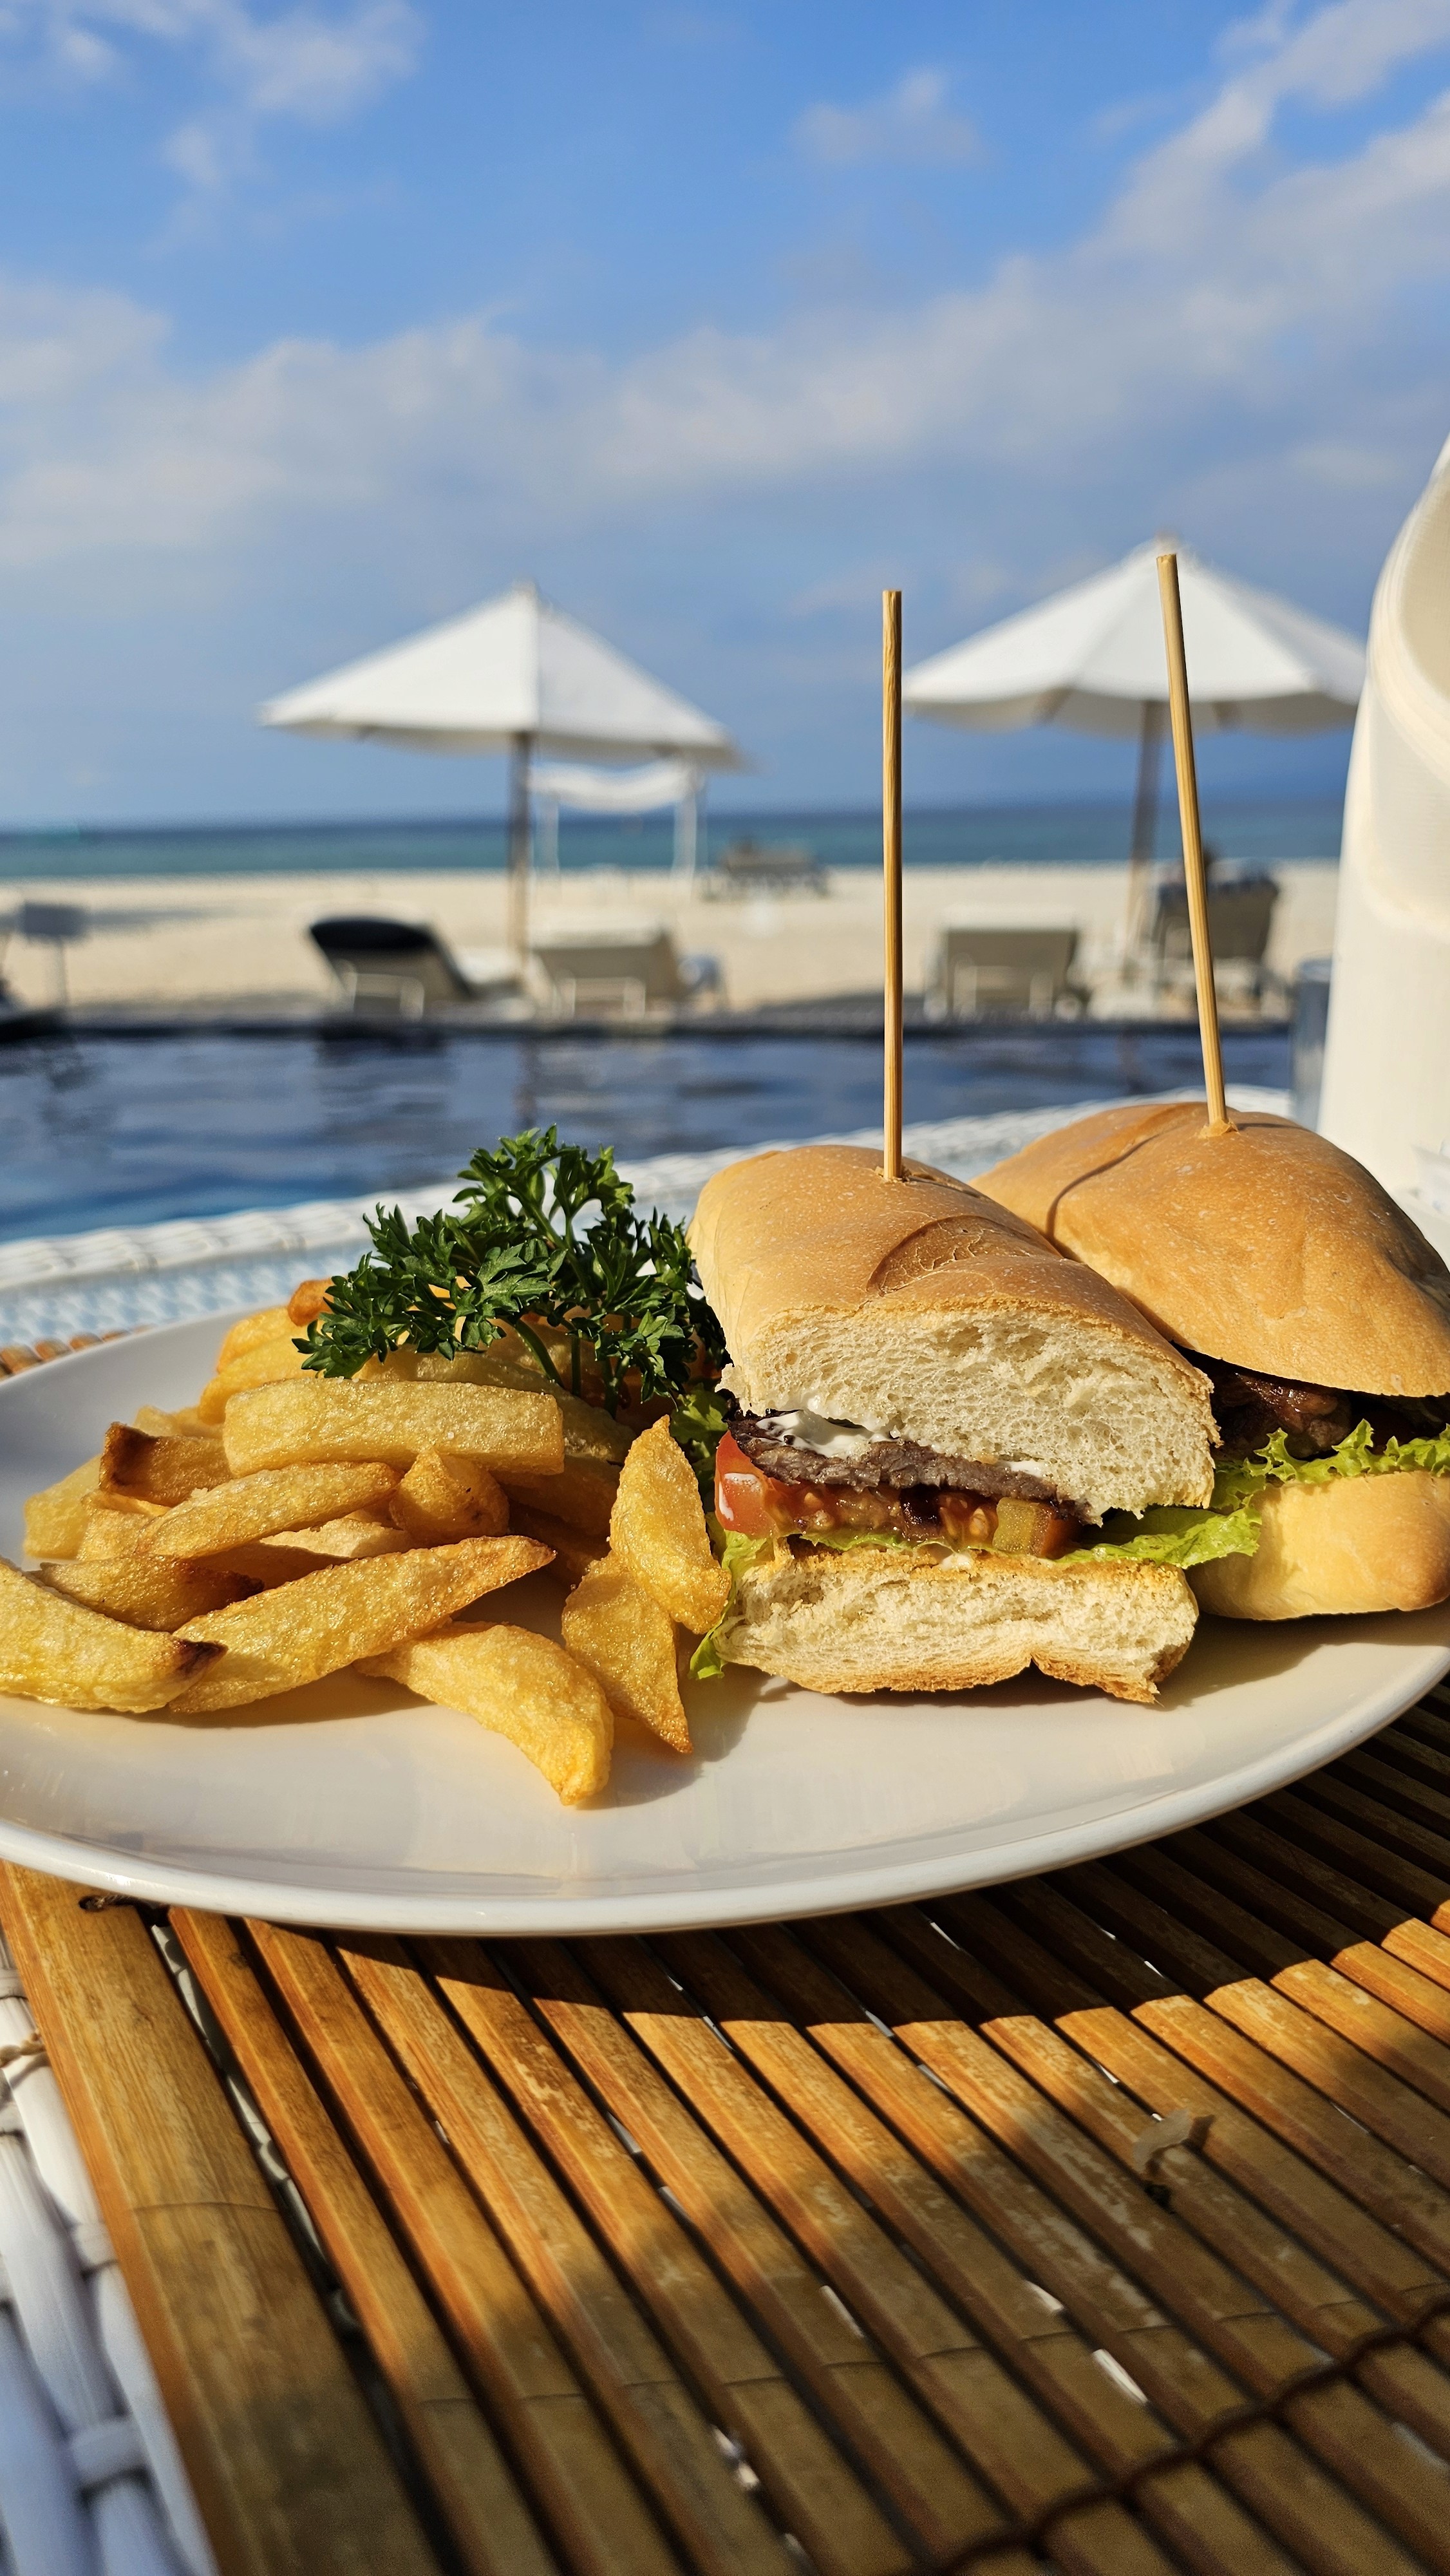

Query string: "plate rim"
[4, 1316, 1448, 1932]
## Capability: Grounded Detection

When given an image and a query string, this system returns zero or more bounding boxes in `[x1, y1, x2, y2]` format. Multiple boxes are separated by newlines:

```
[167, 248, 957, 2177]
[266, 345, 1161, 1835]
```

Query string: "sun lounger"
[928, 925, 1086, 1019]
[530, 925, 722, 1018]
[1147, 874, 1281, 1007]
[705, 838, 828, 896]
[309, 918, 519, 1017]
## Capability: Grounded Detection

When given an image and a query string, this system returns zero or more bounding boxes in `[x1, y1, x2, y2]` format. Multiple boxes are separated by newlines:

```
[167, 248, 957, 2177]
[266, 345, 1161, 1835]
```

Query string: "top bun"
[980, 1103, 1450, 1397]
[690, 1142, 1216, 1519]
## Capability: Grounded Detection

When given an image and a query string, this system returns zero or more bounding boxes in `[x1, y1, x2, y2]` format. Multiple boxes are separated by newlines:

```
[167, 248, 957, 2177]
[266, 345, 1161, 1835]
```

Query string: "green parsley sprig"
[297, 1127, 725, 1416]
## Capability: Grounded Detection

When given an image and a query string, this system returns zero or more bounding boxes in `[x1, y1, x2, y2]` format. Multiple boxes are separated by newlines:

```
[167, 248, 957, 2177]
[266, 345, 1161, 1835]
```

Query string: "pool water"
[0, 1023, 1290, 1242]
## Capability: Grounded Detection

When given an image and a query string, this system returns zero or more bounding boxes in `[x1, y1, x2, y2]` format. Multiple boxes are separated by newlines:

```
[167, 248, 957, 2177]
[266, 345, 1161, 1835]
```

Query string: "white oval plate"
[2, 1315, 1447, 1933]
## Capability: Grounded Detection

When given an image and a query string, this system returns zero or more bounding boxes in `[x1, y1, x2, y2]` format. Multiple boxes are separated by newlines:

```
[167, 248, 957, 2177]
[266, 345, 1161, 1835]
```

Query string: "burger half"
[979, 1103, 1450, 1621]
[688, 1143, 1219, 1702]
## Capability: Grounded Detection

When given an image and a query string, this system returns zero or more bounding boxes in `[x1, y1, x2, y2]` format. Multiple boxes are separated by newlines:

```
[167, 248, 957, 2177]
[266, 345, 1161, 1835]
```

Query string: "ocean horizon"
[0, 792, 1343, 882]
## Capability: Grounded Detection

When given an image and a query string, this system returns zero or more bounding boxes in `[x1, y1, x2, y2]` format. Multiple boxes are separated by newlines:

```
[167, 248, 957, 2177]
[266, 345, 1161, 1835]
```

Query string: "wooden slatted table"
[10, 1336, 1450, 2571]
[9, 1687, 1450, 2575]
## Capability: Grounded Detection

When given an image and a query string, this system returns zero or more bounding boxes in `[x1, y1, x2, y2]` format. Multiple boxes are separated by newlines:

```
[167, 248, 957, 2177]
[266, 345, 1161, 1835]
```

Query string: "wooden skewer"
[882, 589, 904, 1182]
[1156, 551, 1234, 1138]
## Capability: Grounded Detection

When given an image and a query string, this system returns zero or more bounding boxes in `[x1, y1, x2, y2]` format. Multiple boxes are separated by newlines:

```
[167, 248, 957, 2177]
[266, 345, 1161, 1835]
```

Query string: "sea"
[0, 793, 1343, 882]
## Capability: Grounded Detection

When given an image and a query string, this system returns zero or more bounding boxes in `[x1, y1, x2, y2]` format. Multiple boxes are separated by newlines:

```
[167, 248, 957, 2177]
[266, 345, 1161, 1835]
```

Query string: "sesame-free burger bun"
[979, 1102, 1450, 1397]
[715, 1542, 1197, 1705]
[689, 1143, 1216, 1519]
[1191, 1471, 1450, 1621]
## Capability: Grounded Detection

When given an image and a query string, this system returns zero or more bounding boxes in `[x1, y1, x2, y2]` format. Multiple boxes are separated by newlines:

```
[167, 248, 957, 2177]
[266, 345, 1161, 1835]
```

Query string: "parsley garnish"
[297, 1127, 724, 1416]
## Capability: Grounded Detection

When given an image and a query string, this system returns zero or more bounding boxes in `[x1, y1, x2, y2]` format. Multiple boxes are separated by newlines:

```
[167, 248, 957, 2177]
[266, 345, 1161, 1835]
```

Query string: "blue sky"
[2, 0, 1449, 824]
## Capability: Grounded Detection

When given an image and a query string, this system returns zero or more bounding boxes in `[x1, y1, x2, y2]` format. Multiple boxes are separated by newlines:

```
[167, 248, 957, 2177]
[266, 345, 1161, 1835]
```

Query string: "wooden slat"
[0, 1864, 437, 2576]
[331, 1931, 800, 2576]
[170, 1907, 558, 2576]
[413, 1935, 909, 2576]
[804, 1909, 1426, 2576]
[568, 1931, 1031, 2571]
[245, 1917, 682, 2576]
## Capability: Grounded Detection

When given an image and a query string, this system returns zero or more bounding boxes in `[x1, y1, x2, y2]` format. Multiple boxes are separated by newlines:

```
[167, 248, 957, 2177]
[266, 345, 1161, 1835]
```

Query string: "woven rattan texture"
[10, 1691, 1450, 2576]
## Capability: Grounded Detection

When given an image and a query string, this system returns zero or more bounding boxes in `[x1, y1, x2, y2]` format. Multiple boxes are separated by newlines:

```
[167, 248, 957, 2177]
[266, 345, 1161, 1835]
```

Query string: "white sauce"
[757, 1407, 878, 1460]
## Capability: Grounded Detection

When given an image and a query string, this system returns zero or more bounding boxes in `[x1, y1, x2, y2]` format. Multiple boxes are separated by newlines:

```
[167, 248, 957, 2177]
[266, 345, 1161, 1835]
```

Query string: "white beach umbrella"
[903, 541, 1364, 937]
[259, 581, 742, 946]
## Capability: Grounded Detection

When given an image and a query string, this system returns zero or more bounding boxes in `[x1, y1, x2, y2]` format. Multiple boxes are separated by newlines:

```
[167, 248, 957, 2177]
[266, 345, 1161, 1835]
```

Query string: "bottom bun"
[1192, 1470, 1450, 1621]
[718, 1542, 1197, 1705]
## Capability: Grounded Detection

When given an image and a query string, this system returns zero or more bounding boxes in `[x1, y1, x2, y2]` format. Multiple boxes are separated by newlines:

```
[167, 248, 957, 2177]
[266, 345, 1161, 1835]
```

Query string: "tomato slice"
[714, 1432, 778, 1537]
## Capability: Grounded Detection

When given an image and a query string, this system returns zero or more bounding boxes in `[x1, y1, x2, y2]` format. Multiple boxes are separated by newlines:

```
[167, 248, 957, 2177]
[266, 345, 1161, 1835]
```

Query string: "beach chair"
[1147, 875, 1281, 1007]
[530, 925, 720, 1018]
[309, 917, 518, 1017]
[706, 838, 828, 896]
[928, 925, 1086, 1020]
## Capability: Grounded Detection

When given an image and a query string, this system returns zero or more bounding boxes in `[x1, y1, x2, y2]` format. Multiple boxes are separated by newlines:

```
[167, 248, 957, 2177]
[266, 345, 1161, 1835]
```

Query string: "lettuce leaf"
[1214, 1418, 1450, 1505]
[1061, 1502, 1262, 1569]
[690, 1530, 778, 1680]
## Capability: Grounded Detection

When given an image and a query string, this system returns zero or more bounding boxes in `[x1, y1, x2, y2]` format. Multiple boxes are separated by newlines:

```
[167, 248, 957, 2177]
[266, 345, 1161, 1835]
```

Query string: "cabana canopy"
[259, 583, 742, 950]
[903, 542, 1364, 738]
[259, 581, 742, 767]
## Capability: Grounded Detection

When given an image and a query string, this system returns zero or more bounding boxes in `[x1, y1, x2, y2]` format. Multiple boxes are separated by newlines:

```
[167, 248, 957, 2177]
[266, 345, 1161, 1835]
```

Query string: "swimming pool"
[0, 1021, 1291, 1243]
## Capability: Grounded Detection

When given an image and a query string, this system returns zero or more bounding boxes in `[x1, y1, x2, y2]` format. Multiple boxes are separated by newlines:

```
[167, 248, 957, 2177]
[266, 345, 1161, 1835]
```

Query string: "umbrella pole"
[881, 589, 904, 1182]
[1124, 697, 1164, 965]
[1156, 553, 1234, 1137]
[507, 732, 532, 965]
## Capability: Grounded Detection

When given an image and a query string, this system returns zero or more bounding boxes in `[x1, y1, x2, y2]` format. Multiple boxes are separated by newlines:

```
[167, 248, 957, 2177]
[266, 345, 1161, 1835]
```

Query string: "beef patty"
[731, 1413, 1065, 1504]
[1187, 1350, 1450, 1461]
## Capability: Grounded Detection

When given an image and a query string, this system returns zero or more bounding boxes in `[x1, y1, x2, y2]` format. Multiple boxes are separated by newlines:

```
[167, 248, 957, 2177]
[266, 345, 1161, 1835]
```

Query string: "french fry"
[132, 1405, 221, 1441]
[357, 1622, 611, 1804]
[609, 1416, 730, 1634]
[198, 1335, 308, 1424]
[140, 1461, 397, 1559]
[222, 1379, 564, 1478]
[561, 1555, 690, 1754]
[42, 1555, 253, 1632]
[205, 1541, 335, 1588]
[377, 1347, 633, 1464]
[24, 1455, 104, 1560]
[77, 1497, 170, 1558]
[390, 1448, 509, 1544]
[504, 1506, 609, 1587]
[100, 1424, 233, 1506]
[216, 1306, 296, 1370]
[258, 1512, 409, 1562]
[502, 1457, 617, 1537]
[287, 1278, 332, 1327]
[172, 1534, 552, 1714]
[0, 1558, 221, 1712]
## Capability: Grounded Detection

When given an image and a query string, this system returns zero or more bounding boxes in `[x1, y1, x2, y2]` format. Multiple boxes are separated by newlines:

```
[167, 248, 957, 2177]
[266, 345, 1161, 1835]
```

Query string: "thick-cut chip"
[223, 1379, 564, 1478]
[258, 1512, 408, 1562]
[287, 1278, 332, 1328]
[198, 1335, 309, 1423]
[42, 1555, 252, 1632]
[100, 1424, 234, 1506]
[390, 1448, 509, 1545]
[205, 1540, 335, 1588]
[24, 1455, 103, 1560]
[505, 1506, 608, 1587]
[216, 1306, 296, 1370]
[561, 1554, 690, 1755]
[0, 1558, 222, 1712]
[358, 1622, 611, 1804]
[503, 1457, 617, 1538]
[132, 1405, 220, 1441]
[140, 1461, 397, 1559]
[377, 1349, 633, 1464]
[172, 1534, 552, 1713]
[77, 1497, 170, 1559]
[610, 1416, 730, 1634]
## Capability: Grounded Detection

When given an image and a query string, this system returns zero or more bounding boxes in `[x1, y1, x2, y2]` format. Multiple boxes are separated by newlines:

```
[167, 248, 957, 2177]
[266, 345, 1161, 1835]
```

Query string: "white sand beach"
[0, 860, 1339, 1015]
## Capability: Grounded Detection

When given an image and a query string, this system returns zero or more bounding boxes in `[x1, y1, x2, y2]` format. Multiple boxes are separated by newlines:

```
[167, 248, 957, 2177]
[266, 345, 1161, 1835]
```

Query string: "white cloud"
[2, 0, 422, 189]
[1, 0, 1449, 588]
[794, 68, 981, 169]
